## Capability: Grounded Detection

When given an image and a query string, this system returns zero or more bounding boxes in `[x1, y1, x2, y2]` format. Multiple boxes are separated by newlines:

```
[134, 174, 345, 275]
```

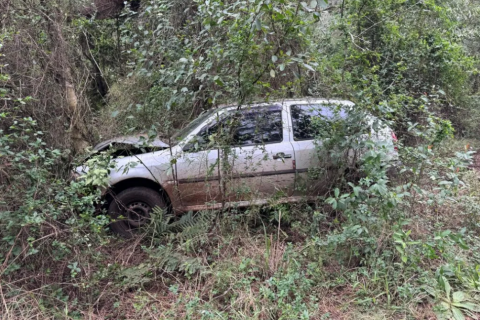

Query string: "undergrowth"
[1, 126, 480, 319]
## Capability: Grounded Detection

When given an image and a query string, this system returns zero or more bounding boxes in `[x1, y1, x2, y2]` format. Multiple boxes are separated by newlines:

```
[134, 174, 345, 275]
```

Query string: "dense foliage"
[2, 0, 480, 319]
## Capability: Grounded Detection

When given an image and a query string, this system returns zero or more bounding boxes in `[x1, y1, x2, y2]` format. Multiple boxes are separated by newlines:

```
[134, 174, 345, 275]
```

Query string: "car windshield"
[170, 108, 222, 145]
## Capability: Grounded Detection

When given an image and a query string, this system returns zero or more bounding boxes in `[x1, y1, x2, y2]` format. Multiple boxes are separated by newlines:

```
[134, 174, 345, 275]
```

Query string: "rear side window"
[291, 104, 346, 141]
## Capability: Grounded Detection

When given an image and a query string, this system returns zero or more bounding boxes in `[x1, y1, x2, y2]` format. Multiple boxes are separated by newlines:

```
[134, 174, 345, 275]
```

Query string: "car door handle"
[273, 152, 292, 160]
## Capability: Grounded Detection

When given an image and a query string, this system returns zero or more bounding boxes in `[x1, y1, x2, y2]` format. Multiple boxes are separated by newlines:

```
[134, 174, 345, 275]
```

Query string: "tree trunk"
[65, 79, 90, 153]
[45, 7, 90, 154]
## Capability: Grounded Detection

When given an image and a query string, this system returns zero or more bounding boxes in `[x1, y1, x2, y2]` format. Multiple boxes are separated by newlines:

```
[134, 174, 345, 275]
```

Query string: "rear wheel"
[108, 187, 167, 238]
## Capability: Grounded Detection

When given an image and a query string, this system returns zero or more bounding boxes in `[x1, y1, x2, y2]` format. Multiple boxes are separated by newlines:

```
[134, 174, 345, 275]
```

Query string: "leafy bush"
[0, 114, 109, 271]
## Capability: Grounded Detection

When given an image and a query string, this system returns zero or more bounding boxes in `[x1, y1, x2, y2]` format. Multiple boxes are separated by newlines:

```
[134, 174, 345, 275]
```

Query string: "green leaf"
[422, 286, 436, 298]
[279, 64, 285, 71]
[353, 186, 360, 197]
[443, 277, 451, 301]
[318, 0, 328, 7]
[300, 2, 313, 12]
[303, 63, 315, 72]
[326, 197, 337, 209]
[451, 306, 466, 320]
[214, 76, 224, 86]
[439, 301, 451, 311]
[334, 188, 340, 198]
[452, 302, 480, 312]
[395, 245, 404, 255]
[272, 55, 278, 63]
[255, 19, 262, 31]
[452, 291, 466, 303]
[439, 181, 452, 185]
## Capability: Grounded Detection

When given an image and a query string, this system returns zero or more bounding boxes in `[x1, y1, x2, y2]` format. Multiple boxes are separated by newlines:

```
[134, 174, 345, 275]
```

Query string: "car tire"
[108, 186, 167, 238]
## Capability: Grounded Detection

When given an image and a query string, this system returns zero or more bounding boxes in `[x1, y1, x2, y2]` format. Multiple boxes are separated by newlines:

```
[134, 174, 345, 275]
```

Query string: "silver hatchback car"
[77, 98, 398, 236]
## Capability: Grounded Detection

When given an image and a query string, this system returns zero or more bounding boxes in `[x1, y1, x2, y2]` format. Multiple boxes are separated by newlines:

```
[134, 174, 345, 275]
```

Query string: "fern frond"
[148, 208, 214, 246]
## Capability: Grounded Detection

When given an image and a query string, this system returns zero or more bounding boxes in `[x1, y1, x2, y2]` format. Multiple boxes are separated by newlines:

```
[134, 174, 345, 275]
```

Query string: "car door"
[174, 112, 226, 208]
[223, 105, 296, 202]
[289, 103, 348, 196]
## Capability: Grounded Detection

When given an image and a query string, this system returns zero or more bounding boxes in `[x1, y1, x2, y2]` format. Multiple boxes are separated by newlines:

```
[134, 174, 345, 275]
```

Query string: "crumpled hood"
[75, 135, 172, 177]
[93, 135, 169, 151]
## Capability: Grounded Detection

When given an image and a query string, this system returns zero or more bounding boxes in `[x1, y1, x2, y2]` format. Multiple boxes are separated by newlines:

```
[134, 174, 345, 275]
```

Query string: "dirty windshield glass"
[170, 108, 221, 145]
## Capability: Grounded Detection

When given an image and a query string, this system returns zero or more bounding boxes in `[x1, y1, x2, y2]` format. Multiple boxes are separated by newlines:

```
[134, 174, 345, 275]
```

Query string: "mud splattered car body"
[76, 99, 397, 236]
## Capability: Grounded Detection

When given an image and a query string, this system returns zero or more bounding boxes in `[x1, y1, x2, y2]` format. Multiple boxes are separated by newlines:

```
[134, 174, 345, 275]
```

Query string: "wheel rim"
[124, 201, 151, 227]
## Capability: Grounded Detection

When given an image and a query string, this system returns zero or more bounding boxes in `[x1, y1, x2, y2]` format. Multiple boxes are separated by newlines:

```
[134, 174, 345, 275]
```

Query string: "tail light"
[391, 131, 398, 151]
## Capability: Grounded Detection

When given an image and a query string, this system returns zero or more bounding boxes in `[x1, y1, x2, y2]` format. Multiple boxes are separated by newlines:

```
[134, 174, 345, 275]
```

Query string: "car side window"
[231, 106, 283, 146]
[291, 104, 346, 141]
[184, 106, 283, 152]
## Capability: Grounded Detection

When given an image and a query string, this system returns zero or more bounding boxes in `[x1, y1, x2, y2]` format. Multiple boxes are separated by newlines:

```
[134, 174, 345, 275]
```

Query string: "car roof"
[217, 98, 354, 109]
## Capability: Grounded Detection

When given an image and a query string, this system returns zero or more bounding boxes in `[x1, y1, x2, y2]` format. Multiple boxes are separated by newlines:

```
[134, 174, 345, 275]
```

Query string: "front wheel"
[108, 187, 167, 238]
